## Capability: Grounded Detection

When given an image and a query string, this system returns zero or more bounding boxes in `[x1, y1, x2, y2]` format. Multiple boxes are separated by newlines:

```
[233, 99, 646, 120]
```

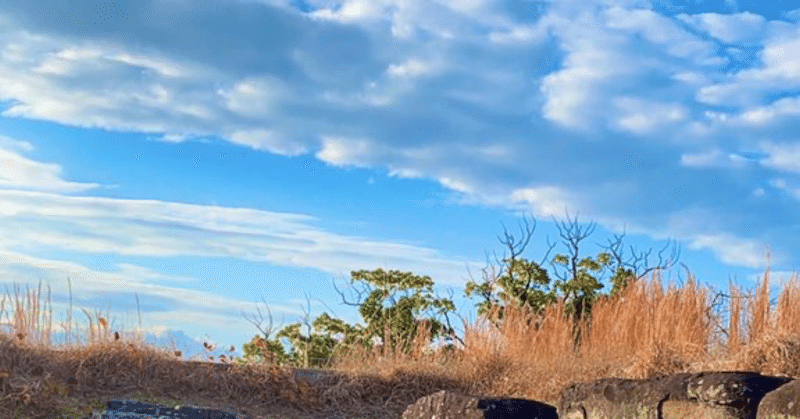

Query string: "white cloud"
[0, 141, 100, 193]
[321, 87, 397, 107]
[305, 0, 506, 39]
[463, 143, 511, 161]
[308, 1, 387, 23]
[643, 206, 783, 269]
[226, 129, 308, 156]
[322, 56, 443, 107]
[33, 47, 106, 76]
[728, 97, 800, 126]
[0, 0, 797, 277]
[0, 137, 490, 344]
[769, 178, 787, 189]
[757, 36, 800, 81]
[113, 263, 198, 284]
[759, 141, 800, 174]
[694, 30, 800, 111]
[327, 56, 446, 107]
[538, 14, 625, 129]
[603, 7, 722, 62]
[611, 97, 687, 135]
[387, 167, 425, 179]
[438, 177, 474, 194]
[0, 189, 483, 285]
[606, 7, 696, 47]
[387, 58, 438, 78]
[315, 135, 384, 168]
[538, 6, 716, 131]
[510, 186, 575, 218]
[432, 0, 491, 14]
[217, 76, 290, 118]
[783, 8, 800, 22]
[768, 178, 800, 200]
[688, 233, 771, 268]
[489, 24, 548, 45]
[680, 148, 749, 168]
[31, 47, 189, 79]
[540, 67, 607, 129]
[0, 135, 33, 152]
[0, 33, 227, 136]
[108, 52, 188, 78]
[695, 83, 752, 107]
[676, 12, 766, 44]
[157, 133, 189, 143]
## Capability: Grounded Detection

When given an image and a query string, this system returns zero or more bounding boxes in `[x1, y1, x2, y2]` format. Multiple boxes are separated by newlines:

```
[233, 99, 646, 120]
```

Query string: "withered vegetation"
[1, 266, 799, 418]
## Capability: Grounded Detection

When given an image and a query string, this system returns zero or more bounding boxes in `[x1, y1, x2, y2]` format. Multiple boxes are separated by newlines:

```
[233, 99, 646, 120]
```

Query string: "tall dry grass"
[0, 278, 159, 355]
[726, 267, 800, 378]
[375, 267, 800, 403]
[580, 271, 711, 378]
[2, 265, 800, 417]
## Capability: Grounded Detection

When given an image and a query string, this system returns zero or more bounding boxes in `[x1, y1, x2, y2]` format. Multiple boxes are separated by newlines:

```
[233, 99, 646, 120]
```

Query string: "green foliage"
[465, 256, 557, 329]
[351, 269, 457, 357]
[552, 251, 609, 321]
[609, 265, 637, 297]
[464, 214, 677, 347]
[465, 251, 617, 332]
[234, 268, 459, 368]
[235, 213, 677, 367]
[235, 334, 288, 366]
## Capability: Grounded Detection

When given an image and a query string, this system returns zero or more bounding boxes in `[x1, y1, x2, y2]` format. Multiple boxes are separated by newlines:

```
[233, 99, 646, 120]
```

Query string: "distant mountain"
[135, 329, 244, 362]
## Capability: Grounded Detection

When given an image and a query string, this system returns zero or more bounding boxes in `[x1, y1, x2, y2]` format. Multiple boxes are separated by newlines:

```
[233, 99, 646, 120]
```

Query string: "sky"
[0, 0, 799, 363]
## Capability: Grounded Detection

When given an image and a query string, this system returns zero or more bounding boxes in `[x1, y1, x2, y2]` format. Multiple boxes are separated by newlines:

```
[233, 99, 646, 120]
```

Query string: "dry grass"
[2, 266, 800, 418]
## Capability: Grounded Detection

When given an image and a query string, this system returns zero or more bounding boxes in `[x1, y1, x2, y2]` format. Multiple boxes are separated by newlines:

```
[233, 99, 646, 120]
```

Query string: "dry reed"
[2, 264, 800, 418]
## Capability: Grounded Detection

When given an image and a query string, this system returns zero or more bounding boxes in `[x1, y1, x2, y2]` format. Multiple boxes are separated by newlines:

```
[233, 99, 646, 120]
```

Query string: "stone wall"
[403, 372, 800, 419]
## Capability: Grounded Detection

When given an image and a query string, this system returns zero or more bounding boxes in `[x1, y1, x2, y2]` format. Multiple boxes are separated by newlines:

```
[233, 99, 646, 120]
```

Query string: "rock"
[757, 378, 800, 419]
[402, 389, 558, 419]
[559, 372, 793, 419]
[85, 399, 251, 418]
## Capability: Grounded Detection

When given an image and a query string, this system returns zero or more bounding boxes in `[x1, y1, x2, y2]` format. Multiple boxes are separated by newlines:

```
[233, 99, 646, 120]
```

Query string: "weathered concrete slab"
[84, 399, 251, 419]
[757, 378, 800, 419]
[559, 372, 792, 419]
[402, 389, 557, 419]
[70, 362, 347, 418]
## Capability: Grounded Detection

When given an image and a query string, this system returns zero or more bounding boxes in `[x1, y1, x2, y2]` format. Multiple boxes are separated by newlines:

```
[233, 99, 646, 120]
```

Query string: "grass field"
[1, 266, 799, 418]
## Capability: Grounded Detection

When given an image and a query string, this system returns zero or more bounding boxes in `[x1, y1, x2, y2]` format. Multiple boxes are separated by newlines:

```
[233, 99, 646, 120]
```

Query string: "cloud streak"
[0, 0, 797, 278]
[0, 188, 480, 283]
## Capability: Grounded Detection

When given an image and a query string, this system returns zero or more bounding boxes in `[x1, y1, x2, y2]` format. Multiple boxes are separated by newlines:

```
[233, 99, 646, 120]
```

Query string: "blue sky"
[0, 0, 799, 362]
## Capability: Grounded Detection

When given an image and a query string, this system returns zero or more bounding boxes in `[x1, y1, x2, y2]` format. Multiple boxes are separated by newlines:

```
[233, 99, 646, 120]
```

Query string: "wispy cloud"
[680, 148, 751, 169]
[0, 0, 797, 276]
[0, 136, 100, 193]
[0, 249, 312, 336]
[758, 141, 800, 174]
[676, 11, 766, 44]
[687, 233, 770, 268]
[0, 137, 485, 348]
[0, 188, 480, 283]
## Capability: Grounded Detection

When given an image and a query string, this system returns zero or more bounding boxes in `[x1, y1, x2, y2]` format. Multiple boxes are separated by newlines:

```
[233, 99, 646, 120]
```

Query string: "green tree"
[235, 293, 374, 368]
[465, 216, 558, 332]
[465, 212, 679, 345]
[235, 268, 464, 368]
[234, 211, 679, 367]
[341, 269, 461, 358]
